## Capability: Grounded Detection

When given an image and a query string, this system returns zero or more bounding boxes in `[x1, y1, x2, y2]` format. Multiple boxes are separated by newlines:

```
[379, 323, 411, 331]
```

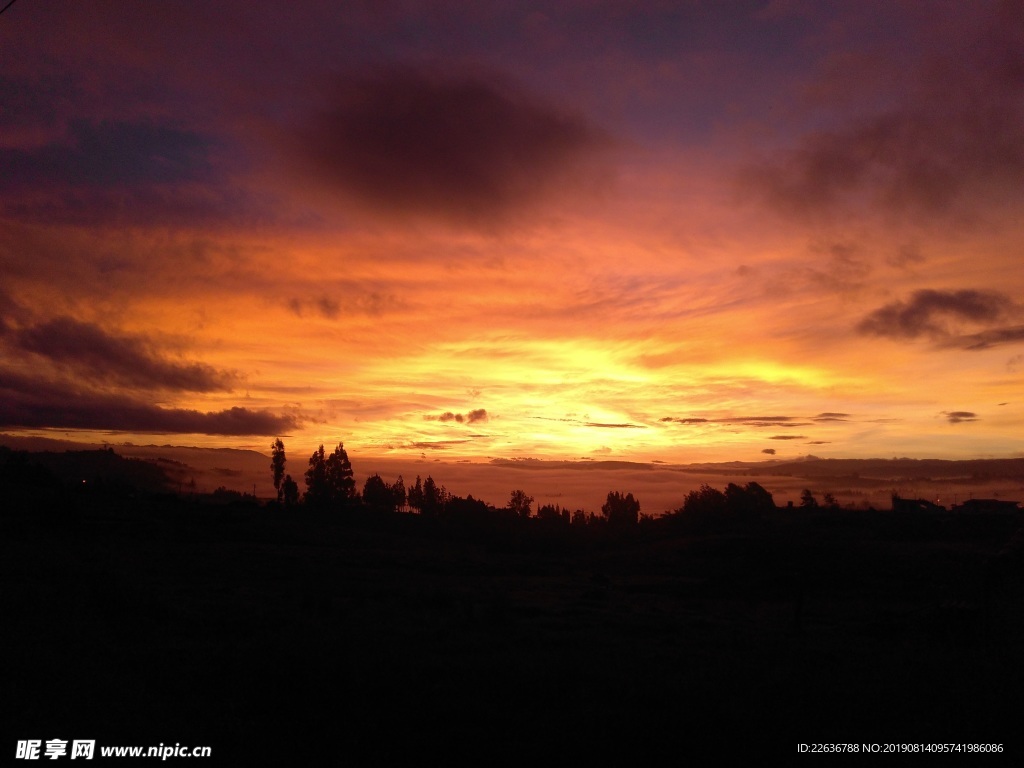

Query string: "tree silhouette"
[602, 491, 640, 526]
[391, 475, 406, 512]
[325, 443, 356, 510]
[304, 445, 329, 507]
[304, 443, 356, 510]
[281, 474, 299, 508]
[363, 473, 394, 512]
[800, 489, 818, 508]
[420, 475, 443, 516]
[678, 484, 727, 517]
[508, 489, 533, 518]
[444, 493, 489, 522]
[724, 481, 775, 518]
[408, 475, 424, 512]
[270, 438, 286, 503]
[537, 503, 570, 524]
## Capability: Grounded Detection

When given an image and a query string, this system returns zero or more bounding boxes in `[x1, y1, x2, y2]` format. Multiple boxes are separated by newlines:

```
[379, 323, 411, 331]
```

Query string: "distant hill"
[0, 445, 171, 494]
[764, 457, 1024, 482]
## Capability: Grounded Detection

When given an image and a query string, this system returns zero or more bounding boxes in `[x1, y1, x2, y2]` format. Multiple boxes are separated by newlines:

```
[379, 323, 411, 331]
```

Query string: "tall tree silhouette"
[271, 438, 286, 503]
[508, 489, 533, 518]
[421, 475, 442, 516]
[408, 475, 424, 512]
[391, 475, 406, 512]
[326, 443, 356, 510]
[305, 443, 356, 510]
[304, 445, 329, 507]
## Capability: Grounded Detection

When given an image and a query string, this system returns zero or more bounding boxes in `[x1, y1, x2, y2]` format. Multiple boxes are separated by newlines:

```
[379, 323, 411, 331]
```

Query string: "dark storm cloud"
[857, 289, 1018, 345]
[0, 369, 295, 435]
[295, 65, 605, 224]
[943, 411, 979, 424]
[742, 5, 1024, 218]
[0, 120, 213, 189]
[12, 316, 235, 392]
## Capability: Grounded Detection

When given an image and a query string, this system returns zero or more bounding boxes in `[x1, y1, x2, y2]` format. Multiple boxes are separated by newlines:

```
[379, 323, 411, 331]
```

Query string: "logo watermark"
[16, 741, 211, 760]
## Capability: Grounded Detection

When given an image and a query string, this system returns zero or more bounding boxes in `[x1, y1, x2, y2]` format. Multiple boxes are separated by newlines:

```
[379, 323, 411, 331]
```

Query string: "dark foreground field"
[5, 494, 1024, 763]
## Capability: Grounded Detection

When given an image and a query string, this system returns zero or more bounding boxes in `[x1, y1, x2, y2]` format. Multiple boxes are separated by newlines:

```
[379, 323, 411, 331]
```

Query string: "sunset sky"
[3, 0, 1024, 467]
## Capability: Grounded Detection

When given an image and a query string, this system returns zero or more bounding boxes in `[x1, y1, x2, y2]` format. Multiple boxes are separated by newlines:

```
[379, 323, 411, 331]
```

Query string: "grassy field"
[4, 493, 1023, 763]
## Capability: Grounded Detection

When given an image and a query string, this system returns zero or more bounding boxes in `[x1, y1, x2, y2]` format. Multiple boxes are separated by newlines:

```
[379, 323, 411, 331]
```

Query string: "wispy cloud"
[661, 415, 810, 428]
[0, 120, 212, 189]
[740, 6, 1024, 220]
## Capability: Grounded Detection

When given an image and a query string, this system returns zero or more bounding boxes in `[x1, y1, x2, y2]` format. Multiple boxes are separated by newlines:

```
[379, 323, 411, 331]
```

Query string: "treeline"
[266, 439, 789, 529]
[2, 439, 853, 527]
[268, 439, 655, 525]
